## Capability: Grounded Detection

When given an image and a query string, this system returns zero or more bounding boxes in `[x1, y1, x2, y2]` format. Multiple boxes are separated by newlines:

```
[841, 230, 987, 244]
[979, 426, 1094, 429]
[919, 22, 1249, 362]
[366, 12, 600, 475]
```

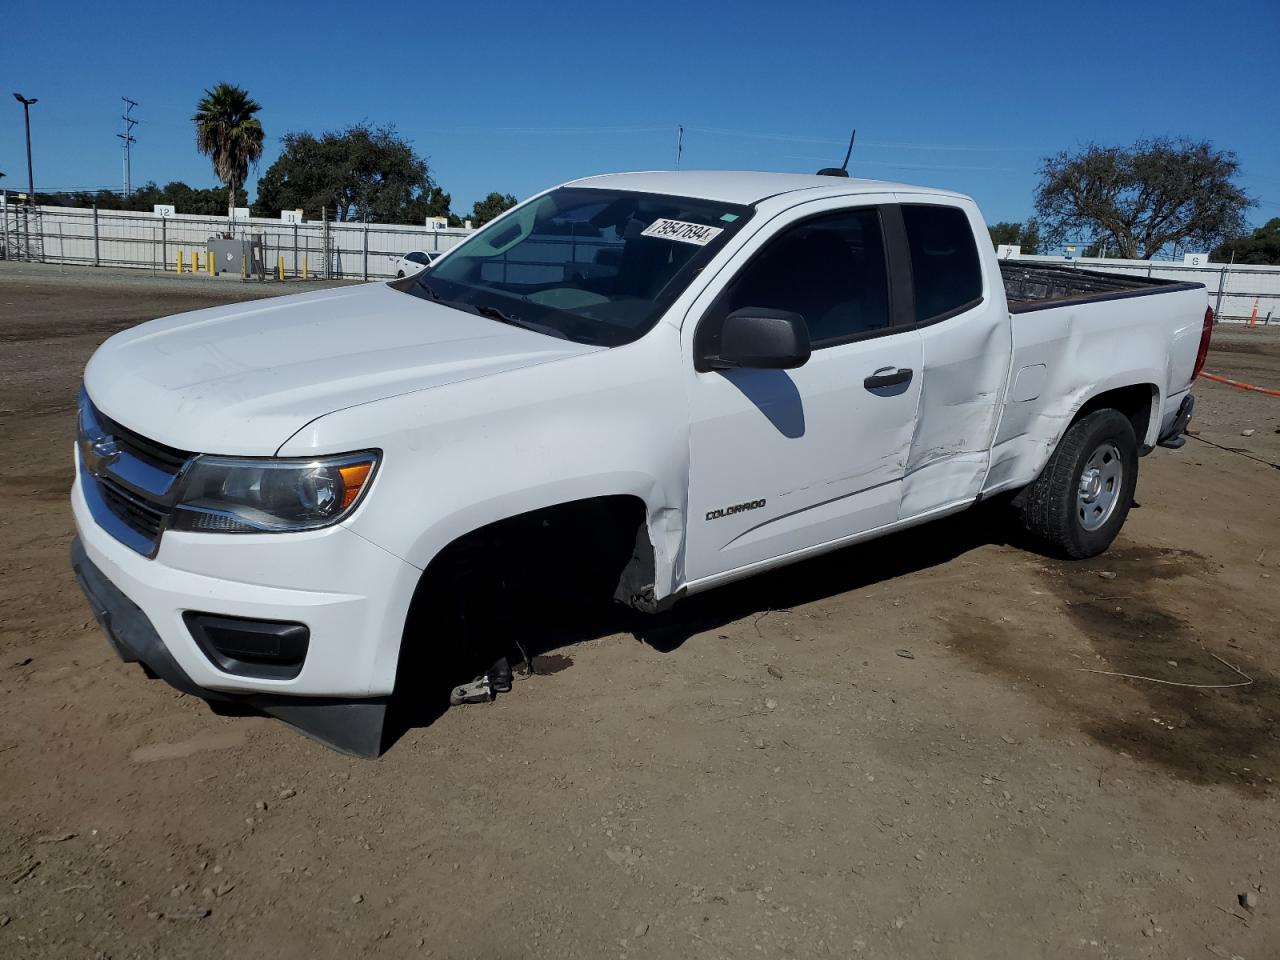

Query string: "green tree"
[987, 218, 1040, 255]
[33, 188, 115, 209]
[1035, 138, 1250, 260]
[254, 124, 450, 223]
[36, 181, 247, 214]
[408, 183, 458, 225]
[470, 192, 518, 226]
[193, 83, 265, 223]
[130, 181, 248, 215]
[1212, 218, 1280, 265]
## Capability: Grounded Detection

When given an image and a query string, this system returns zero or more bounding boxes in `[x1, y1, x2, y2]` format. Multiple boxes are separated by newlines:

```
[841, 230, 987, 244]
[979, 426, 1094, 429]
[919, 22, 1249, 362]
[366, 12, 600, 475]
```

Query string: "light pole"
[13, 93, 37, 260]
[13, 93, 37, 202]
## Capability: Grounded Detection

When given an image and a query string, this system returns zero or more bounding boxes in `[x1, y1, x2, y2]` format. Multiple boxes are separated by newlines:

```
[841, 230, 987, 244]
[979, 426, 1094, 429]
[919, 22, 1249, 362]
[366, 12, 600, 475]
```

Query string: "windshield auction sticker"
[640, 218, 724, 245]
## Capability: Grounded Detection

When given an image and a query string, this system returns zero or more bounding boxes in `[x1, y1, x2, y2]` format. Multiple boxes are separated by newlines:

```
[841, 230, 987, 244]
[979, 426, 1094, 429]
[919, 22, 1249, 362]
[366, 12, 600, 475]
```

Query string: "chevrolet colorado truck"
[70, 171, 1213, 755]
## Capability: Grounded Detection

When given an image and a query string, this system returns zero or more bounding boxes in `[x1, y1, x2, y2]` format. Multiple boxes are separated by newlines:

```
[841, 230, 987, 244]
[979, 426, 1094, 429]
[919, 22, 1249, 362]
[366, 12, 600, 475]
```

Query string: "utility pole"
[118, 97, 138, 197]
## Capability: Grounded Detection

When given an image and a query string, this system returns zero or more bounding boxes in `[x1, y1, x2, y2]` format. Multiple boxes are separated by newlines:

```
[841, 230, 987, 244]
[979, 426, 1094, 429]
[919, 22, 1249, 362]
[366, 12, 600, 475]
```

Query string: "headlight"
[170, 451, 379, 533]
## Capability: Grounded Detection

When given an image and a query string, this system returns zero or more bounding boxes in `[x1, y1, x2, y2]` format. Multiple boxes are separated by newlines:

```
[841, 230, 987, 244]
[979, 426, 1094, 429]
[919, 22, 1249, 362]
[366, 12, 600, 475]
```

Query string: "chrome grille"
[98, 478, 167, 540]
[78, 390, 191, 557]
[96, 411, 189, 473]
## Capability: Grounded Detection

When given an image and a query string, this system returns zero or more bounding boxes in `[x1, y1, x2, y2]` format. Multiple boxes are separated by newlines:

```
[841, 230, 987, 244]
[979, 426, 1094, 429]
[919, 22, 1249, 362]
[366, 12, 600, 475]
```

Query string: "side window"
[718, 208, 891, 347]
[901, 205, 982, 323]
[406, 252, 428, 265]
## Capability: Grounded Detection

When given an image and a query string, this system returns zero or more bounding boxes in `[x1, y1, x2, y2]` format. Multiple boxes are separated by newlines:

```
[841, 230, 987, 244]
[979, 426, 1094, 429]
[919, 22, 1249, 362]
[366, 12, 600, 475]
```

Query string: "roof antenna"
[817, 129, 855, 178]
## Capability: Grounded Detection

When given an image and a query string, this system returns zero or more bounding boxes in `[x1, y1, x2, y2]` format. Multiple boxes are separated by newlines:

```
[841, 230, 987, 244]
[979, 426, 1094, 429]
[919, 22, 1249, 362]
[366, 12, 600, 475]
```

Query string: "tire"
[396, 270, 405, 279]
[1017, 409, 1139, 559]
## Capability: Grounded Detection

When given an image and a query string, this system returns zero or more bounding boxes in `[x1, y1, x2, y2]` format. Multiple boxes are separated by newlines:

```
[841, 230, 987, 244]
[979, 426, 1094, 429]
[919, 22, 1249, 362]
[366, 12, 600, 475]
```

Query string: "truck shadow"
[630, 499, 1026, 653]
[722, 368, 806, 438]
[382, 499, 1026, 750]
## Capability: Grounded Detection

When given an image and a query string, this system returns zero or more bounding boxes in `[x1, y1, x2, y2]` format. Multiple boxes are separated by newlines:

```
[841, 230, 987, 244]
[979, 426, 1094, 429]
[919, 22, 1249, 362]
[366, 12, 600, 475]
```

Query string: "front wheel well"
[414, 494, 650, 608]
[397, 495, 652, 681]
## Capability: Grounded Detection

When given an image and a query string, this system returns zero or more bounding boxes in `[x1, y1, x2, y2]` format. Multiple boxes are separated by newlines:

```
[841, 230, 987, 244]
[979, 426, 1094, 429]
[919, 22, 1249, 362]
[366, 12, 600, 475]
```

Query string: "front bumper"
[71, 538, 390, 756]
[71, 455, 425, 756]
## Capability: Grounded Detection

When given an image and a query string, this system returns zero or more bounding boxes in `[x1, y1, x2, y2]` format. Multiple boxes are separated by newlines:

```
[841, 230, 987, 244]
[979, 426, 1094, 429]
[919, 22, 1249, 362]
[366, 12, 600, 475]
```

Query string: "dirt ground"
[1, 261, 1278, 960]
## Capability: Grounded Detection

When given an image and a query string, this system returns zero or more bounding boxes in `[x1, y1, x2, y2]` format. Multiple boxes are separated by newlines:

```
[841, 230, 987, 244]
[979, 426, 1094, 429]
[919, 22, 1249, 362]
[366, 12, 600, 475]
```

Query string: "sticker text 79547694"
[640, 218, 724, 246]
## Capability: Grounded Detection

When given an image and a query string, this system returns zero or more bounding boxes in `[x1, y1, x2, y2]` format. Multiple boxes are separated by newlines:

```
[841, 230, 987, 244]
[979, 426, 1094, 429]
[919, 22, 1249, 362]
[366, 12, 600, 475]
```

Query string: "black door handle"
[863, 367, 913, 390]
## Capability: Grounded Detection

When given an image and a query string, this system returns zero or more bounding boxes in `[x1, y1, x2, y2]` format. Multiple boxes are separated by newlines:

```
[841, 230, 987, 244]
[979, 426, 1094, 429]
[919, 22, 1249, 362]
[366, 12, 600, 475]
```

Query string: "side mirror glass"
[699, 308, 811, 371]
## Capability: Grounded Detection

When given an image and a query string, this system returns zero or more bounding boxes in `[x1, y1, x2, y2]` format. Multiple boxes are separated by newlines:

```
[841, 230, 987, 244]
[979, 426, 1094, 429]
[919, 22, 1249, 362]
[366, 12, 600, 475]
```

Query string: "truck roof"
[564, 170, 969, 207]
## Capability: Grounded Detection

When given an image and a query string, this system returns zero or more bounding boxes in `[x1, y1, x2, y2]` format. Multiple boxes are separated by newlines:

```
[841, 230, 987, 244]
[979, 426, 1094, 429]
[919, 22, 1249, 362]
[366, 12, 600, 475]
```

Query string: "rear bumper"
[1157, 393, 1195, 449]
[71, 537, 390, 757]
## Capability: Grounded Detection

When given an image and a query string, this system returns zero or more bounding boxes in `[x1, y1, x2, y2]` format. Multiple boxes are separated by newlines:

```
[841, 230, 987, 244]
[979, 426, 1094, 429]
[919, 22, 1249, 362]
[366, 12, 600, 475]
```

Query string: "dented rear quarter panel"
[983, 284, 1207, 495]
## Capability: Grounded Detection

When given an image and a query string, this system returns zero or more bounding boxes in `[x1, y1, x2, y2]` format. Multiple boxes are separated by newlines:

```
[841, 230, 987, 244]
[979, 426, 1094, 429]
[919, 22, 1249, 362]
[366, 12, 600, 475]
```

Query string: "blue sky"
[3, 0, 1277, 228]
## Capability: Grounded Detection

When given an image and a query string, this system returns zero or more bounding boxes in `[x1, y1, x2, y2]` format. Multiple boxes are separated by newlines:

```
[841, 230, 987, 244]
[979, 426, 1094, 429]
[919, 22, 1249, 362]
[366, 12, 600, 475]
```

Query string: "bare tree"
[1035, 138, 1250, 259]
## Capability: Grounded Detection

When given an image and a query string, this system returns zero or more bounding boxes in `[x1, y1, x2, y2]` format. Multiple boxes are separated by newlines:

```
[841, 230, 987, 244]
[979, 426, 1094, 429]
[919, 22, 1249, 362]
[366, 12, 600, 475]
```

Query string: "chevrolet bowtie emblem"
[85, 435, 121, 471]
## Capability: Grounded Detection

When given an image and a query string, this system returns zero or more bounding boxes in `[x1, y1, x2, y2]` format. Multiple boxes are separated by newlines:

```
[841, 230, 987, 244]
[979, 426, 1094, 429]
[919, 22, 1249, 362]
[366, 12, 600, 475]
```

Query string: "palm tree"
[193, 83, 264, 224]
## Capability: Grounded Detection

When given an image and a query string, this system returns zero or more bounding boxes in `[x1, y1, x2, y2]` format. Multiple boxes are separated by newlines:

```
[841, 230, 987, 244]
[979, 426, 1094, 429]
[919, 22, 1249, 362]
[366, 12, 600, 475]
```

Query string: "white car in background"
[390, 250, 440, 278]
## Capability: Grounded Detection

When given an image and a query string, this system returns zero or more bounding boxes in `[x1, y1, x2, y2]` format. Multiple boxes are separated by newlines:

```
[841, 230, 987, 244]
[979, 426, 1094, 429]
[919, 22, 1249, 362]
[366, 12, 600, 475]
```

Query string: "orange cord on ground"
[1199, 371, 1280, 398]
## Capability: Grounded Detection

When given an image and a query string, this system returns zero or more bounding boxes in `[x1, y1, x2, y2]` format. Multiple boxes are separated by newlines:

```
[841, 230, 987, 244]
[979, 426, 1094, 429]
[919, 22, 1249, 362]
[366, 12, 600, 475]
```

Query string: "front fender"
[393, 469, 684, 596]
[278, 328, 691, 599]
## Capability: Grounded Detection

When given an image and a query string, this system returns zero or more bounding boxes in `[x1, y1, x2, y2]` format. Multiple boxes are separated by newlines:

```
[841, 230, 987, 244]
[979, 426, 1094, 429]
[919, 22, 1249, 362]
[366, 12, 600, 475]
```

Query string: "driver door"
[682, 199, 923, 586]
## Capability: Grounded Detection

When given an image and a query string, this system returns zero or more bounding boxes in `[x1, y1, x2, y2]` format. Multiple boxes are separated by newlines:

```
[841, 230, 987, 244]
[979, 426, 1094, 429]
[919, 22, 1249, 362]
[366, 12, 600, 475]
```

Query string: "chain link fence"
[0, 199, 474, 281]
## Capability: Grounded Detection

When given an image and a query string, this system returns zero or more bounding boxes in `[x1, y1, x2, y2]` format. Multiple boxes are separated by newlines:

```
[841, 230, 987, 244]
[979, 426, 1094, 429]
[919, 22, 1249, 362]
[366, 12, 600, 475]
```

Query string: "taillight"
[1193, 306, 1214, 380]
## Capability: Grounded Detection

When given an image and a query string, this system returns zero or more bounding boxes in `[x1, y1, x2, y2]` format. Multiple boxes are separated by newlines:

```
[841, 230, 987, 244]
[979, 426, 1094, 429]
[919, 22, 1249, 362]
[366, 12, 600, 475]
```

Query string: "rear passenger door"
[682, 199, 924, 585]
[891, 201, 1011, 517]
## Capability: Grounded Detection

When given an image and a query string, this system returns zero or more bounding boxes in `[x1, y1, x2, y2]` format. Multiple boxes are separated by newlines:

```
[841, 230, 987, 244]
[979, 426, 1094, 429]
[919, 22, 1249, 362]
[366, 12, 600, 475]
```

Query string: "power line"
[686, 124, 1045, 153]
[783, 155, 1021, 173]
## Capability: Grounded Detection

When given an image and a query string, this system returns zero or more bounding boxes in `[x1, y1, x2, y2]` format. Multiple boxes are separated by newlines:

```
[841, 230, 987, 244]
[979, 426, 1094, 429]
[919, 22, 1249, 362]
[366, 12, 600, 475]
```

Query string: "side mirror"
[699, 308, 811, 371]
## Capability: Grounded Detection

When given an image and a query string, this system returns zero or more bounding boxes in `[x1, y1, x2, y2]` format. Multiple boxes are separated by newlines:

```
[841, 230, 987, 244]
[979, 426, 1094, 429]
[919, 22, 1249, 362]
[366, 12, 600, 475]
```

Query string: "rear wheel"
[1017, 409, 1139, 558]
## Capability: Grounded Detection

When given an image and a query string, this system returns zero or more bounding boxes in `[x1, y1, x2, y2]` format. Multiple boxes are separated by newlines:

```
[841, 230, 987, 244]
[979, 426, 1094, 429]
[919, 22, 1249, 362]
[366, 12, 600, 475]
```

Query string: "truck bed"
[1001, 261, 1203, 314]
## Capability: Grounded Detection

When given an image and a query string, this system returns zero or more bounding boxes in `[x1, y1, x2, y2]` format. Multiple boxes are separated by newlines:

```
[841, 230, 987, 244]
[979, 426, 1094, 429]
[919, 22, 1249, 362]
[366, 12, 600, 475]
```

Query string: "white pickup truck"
[71, 171, 1213, 755]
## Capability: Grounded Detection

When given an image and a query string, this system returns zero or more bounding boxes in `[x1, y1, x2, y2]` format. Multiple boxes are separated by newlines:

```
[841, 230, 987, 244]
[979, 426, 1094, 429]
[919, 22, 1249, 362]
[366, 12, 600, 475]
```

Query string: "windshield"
[407, 187, 753, 346]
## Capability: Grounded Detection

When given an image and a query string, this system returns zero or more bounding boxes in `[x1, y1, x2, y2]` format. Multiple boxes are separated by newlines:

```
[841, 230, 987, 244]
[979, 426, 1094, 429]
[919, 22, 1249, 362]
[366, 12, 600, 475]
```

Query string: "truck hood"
[84, 282, 600, 455]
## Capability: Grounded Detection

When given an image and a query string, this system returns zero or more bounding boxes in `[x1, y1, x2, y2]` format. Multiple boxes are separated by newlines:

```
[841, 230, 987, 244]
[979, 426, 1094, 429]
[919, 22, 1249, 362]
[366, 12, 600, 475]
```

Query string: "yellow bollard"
[176, 250, 184, 274]
[302, 255, 309, 280]
[207, 251, 215, 276]
[242, 254, 248, 279]
[277, 254, 285, 281]
[192, 251, 200, 273]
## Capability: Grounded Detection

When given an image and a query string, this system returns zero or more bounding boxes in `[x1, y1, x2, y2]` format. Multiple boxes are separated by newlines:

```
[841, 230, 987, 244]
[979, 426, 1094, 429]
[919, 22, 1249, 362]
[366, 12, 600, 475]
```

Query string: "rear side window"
[901, 205, 982, 323]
